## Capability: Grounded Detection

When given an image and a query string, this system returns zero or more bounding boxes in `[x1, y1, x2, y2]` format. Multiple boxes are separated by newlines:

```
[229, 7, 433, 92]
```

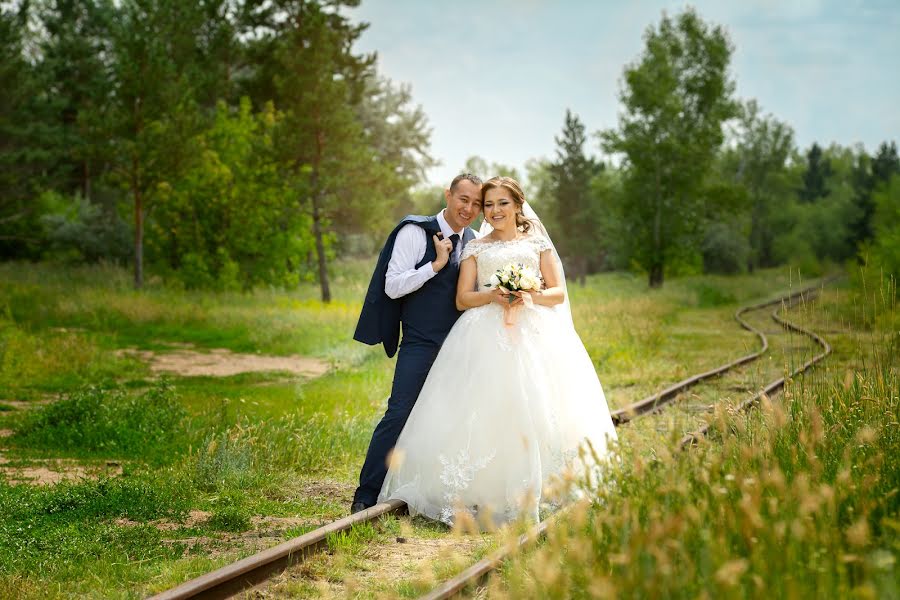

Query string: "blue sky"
[347, 0, 900, 187]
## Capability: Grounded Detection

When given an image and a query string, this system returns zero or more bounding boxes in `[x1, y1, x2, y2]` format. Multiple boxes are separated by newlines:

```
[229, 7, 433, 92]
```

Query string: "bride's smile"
[483, 188, 518, 237]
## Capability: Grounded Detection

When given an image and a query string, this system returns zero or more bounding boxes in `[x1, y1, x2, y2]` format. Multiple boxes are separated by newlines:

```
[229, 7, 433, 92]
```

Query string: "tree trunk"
[133, 189, 144, 289]
[748, 192, 761, 273]
[650, 165, 664, 288]
[311, 188, 330, 303]
[649, 262, 663, 288]
[310, 125, 331, 303]
[82, 161, 91, 201]
[132, 158, 143, 289]
[309, 154, 331, 303]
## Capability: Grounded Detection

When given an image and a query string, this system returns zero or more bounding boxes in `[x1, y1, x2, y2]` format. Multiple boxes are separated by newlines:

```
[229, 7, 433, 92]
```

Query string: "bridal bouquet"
[485, 263, 542, 304]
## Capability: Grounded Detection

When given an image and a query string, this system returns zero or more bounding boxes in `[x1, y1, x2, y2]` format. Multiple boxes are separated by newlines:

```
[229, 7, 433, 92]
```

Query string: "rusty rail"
[148, 500, 406, 600]
[677, 289, 832, 449]
[610, 283, 818, 424]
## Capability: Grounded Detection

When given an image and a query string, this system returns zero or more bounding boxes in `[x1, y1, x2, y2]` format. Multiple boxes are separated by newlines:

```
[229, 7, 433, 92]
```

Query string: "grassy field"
[489, 270, 899, 599]
[0, 260, 895, 598]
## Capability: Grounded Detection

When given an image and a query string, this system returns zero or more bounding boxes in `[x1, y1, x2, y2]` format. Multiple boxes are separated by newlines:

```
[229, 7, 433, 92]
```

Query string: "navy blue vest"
[354, 215, 476, 357]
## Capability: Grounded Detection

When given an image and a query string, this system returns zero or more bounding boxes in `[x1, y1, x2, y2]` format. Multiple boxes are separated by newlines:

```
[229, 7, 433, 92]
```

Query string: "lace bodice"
[461, 234, 553, 289]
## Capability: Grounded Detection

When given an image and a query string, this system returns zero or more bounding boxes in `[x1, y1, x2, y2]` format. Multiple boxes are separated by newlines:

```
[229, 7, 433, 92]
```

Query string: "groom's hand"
[431, 233, 453, 272]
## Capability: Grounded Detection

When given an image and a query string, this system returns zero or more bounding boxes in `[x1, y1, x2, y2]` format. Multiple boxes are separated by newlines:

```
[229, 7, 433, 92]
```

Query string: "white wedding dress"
[378, 233, 618, 527]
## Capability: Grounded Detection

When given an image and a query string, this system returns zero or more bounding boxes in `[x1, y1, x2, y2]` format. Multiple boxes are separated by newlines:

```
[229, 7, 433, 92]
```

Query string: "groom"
[350, 173, 483, 513]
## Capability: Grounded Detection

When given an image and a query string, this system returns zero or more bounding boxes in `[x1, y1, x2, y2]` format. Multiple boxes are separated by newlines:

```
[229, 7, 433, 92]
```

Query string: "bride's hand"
[492, 289, 523, 306]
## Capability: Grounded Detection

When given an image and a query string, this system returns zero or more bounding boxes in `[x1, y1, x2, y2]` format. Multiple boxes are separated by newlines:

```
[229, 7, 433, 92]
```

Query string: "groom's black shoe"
[350, 501, 370, 515]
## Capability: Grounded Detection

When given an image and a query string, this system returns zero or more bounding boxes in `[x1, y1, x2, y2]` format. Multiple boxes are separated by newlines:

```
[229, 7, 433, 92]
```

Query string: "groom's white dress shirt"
[384, 210, 470, 300]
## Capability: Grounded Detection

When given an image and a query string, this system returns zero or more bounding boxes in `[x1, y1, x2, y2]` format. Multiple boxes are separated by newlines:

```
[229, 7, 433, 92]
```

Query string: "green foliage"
[406, 185, 446, 219]
[0, 4, 57, 259]
[701, 221, 749, 274]
[103, 0, 216, 288]
[799, 142, 833, 203]
[871, 174, 900, 276]
[1, 1, 434, 294]
[149, 99, 314, 290]
[193, 430, 255, 492]
[265, 1, 377, 302]
[352, 75, 439, 226]
[206, 498, 252, 532]
[32, 0, 115, 202]
[40, 192, 131, 263]
[853, 142, 900, 247]
[193, 413, 372, 482]
[766, 144, 862, 271]
[722, 100, 796, 271]
[12, 383, 188, 463]
[688, 280, 738, 307]
[601, 7, 738, 287]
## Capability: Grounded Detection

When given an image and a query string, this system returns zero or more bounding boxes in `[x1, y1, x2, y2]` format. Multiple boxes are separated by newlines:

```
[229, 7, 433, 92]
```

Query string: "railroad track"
[149, 280, 833, 600]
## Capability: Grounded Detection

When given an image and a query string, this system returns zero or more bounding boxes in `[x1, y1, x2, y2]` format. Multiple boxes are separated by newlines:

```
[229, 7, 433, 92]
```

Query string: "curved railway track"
[149, 280, 833, 600]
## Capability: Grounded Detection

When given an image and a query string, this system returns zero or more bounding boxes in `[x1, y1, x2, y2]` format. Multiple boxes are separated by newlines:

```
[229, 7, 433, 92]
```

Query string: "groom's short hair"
[450, 173, 482, 191]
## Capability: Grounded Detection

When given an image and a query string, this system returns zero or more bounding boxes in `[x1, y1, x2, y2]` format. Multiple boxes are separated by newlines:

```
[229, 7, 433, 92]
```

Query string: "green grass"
[0, 258, 883, 598]
[11, 382, 188, 463]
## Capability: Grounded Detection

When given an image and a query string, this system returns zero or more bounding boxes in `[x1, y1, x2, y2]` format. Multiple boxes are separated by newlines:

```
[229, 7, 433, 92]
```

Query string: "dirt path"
[116, 344, 330, 378]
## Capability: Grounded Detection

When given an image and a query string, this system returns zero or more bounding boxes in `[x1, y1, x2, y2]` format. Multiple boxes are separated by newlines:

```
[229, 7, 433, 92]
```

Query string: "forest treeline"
[1, 3, 898, 294]
[1, 0, 434, 300]
[523, 10, 900, 287]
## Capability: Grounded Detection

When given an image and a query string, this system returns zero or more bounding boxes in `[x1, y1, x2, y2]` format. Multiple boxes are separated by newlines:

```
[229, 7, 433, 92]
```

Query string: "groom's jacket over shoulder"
[355, 215, 469, 358]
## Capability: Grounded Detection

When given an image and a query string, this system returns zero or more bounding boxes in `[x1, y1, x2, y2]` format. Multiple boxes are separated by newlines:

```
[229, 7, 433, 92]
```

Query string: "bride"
[378, 176, 617, 527]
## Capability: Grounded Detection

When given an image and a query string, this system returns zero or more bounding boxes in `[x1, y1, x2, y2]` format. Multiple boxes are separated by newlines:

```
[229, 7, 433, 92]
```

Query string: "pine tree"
[799, 143, 832, 203]
[852, 141, 900, 245]
[251, 0, 374, 302]
[550, 110, 602, 283]
[105, 0, 209, 288]
[35, 0, 115, 200]
[872, 141, 900, 187]
[0, 3, 53, 258]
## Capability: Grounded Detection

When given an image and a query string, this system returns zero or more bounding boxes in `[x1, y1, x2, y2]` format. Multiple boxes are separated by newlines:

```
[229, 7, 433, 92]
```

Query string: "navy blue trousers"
[353, 336, 441, 506]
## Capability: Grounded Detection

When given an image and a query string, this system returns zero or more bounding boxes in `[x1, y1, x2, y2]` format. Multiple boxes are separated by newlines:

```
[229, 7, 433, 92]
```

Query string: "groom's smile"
[443, 179, 482, 231]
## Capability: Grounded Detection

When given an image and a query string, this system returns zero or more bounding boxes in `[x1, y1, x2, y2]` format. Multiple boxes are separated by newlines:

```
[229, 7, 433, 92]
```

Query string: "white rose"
[520, 274, 538, 290]
[489, 273, 501, 288]
[500, 272, 510, 284]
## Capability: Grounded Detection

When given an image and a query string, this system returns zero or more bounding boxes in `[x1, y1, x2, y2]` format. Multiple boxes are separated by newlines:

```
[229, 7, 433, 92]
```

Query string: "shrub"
[40, 191, 131, 264]
[12, 382, 188, 463]
[702, 222, 749, 274]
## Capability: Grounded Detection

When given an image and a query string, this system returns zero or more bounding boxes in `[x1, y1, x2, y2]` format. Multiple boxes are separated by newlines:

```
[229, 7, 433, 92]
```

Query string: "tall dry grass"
[489, 275, 898, 599]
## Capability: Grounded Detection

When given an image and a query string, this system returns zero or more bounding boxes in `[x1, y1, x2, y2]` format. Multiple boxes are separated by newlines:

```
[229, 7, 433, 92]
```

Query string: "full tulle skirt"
[377, 302, 618, 527]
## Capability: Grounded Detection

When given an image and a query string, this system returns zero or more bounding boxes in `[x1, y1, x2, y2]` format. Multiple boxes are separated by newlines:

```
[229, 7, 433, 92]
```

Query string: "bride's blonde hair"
[481, 176, 534, 234]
